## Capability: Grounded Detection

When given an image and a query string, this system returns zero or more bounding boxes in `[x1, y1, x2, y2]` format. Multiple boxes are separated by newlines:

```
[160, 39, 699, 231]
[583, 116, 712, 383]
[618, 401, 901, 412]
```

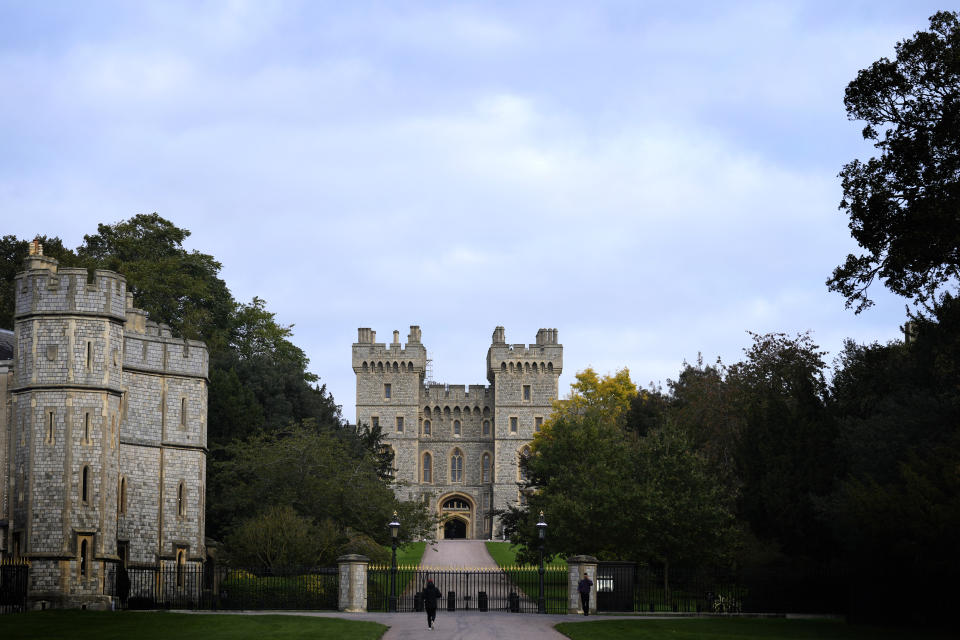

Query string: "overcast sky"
[1, 1, 944, 420]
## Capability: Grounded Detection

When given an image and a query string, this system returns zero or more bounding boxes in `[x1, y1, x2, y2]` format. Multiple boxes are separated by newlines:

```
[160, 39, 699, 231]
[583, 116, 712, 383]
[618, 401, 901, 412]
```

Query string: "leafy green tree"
[209, 424, 432, 562]
[828, 11, 960, 312]
[729, 332, 836, 558]
[77, 213, 234, 348]
[224, 505, 336, 569]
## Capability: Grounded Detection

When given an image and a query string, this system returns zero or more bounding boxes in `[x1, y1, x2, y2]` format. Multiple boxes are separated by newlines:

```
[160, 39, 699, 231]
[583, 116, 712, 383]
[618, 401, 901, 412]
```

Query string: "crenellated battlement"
[486, 327, 563, 381]
[423, 383, 493, 407]
[14, 264, 127, 322]
[352, 326, 427, 372]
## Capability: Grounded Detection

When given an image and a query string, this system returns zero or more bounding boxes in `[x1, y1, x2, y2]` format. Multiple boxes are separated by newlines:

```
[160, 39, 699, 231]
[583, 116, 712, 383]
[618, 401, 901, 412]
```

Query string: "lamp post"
[389, 511, 400, 612]
[536, 510, 547, 614]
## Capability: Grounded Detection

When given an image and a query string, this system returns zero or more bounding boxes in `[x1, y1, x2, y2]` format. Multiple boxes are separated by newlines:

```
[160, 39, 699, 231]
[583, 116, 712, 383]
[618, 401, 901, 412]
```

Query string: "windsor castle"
[0, 243, 208, 609]
[353, 325, 562, 540]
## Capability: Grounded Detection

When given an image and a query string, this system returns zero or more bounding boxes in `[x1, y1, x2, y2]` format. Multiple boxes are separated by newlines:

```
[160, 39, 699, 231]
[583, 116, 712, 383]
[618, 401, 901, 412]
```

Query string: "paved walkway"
[182, 609, 658, 639]
[420, 540, 499, 568]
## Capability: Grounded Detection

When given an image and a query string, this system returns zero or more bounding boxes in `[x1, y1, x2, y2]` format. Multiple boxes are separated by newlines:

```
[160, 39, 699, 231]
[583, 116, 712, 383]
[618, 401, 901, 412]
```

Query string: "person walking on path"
[577, 572, 593, 616]
[421, 578, 442, 630]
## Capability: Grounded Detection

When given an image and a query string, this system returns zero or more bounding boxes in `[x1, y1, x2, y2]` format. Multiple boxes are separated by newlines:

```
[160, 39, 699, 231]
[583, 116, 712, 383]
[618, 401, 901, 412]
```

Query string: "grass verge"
[0, 610, 387, 640]
[554, 618, 954, 640]
[485, 541, 567, 568]
[395, 541, 426, 566]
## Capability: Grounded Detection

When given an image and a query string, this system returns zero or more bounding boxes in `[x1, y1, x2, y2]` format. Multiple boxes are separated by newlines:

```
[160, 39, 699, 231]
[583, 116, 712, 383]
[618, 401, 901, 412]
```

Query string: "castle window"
[523, 385, 531, 401]
[79, 536, 90, 578]
[85, 341, 93, 370]
[423, 452, 432, 483]
[46, 410, 55, 445]
[178, 481, 186, 517]
[81, 465, 90, 504]
[384, 383, 391, 399]
[451, 449, 463, 483]
[176, 548, 186, 588]
[118, 476, 127, 516]
[83, 412, 91, 445]
[180, 397, 188, 428]
[396, 416, 404, 432]
[535, 416, 543, 432]
[423, 419, 431, 435]
[424, 406, 431, 417]
[482, 420, 490, 436]
[453, 420, 461, 436]
[362, 362, 369, 372]
[532, 362, 538, 373]
[548, 362, 553, 373]
[510, 417, 518, 433]
[371, 416, 379, 429]
[393, 361, 399, 372]
[501, 362, 506, 372]
[482, 453, 491, 483]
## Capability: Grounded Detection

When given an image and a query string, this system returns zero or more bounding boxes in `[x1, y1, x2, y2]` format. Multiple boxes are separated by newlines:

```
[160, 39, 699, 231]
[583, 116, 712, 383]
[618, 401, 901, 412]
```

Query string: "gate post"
[338, 554, 370, 612]
[567, 555, 598, 615]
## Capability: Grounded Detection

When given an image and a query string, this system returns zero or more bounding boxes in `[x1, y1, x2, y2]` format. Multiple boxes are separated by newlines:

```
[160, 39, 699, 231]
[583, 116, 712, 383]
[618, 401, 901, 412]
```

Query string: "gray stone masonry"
[354, 326, 562, 539]
[0, 247, 208, 609]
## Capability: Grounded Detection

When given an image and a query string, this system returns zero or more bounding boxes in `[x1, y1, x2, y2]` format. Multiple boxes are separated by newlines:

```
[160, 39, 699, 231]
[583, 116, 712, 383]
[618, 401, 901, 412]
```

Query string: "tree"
[501, 369, 738, 577]
[77, 213, 234, 348]
[828, 11, 960, 313]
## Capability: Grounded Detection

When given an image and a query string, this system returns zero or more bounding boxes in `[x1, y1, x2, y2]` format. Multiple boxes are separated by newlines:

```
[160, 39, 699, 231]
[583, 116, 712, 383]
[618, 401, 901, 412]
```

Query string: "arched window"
[482, 453, 491, 483]
[424, 406, 431, 417]
[177, 481, 186, 517]
[81, 465, 90, 503]
[393, 361, 399, 372]
[453, 420, 461, 436]
[362, 362, 369, 372]
[450, 449, 463, 483]
[443, 497, 469, 510]
[423, 419, 431, 435]
[532, 362, 538, 373]
[501, 362, 506, 372]
[482, 420, 490, 436]
[118, 476, 127, 516]
[80, 538, 89, 577]
[176, 548, 186, 587]
[423, 453, 432, 483]
[548, 362, 553, 373]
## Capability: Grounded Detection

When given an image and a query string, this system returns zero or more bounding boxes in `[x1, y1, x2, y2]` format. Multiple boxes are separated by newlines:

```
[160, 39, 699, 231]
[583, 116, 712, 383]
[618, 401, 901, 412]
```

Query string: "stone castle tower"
[0, 242, 207, 609]
[353, 326, 562, 539]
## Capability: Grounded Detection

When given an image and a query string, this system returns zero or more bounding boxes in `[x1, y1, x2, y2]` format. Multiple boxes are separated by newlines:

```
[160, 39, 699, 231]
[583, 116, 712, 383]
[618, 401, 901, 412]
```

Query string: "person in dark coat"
[577, 572, 593, 616]
[421, 578, 442, 630]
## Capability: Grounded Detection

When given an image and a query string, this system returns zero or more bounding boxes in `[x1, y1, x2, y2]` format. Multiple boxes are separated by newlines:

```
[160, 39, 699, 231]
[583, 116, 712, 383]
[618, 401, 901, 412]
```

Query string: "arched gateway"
[440, 496, 472, 539]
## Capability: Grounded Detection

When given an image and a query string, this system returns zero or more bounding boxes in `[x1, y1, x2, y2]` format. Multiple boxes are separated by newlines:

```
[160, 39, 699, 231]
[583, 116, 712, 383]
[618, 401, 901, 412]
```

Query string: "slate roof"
[0, 329, 13, 360]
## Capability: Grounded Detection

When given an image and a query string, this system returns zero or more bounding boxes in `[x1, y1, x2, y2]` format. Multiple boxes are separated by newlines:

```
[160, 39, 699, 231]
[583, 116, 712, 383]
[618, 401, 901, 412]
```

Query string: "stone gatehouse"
[353, 326, 562, 539]
[0, 242, 208, 608]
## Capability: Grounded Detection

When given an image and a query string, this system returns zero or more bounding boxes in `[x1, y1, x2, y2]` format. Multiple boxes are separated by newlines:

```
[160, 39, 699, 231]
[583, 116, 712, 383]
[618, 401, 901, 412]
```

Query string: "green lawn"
[0, 611, 386, 640]
[554, 618, 954, 640]
[395, 541, 426, 566]
[485, 541, 568, 568]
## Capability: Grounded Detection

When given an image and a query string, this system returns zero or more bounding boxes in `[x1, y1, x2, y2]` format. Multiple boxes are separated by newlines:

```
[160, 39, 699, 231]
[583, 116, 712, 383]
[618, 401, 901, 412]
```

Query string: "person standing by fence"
[421, 578, 441, 630]
[578, 572, 593, 616]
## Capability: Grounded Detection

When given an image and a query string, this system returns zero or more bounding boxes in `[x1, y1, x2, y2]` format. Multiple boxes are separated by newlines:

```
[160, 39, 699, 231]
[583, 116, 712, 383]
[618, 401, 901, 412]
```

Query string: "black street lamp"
[536, 510, 547, 614]
[389, 511, 400, 612]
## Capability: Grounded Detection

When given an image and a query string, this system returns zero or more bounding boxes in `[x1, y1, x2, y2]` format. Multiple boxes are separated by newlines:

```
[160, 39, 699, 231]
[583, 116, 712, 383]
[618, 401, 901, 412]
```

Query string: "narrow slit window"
[453, 419, 461, 436]
[510, 416, 518, 433]
[46, 410, 55, 444]
[482, 454, 491, 483]
[85, 341, 92, 370]
[84, 412, 90, 444]
[483, 420, 490, 436]
[396, 416, 404, 432]
[423, 452, 432, 483]
[523, 385, 531, 401]
[118, 476, 127, 516]
[81, 465, 90, 503]
[180, 397, 187, 427]
[177, 481, 186, 517]
[423, 419, 431, 435]
[80, 538, 89, 577]
[384, 383, 391, 399]
[535, 416, 543, 432]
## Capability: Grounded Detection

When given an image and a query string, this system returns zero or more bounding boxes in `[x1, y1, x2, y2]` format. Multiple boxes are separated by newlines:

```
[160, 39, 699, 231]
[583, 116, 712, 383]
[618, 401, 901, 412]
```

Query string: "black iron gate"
[595, 561, 635, 612]
[0, 561, 29, 614]
[367, 566, 567, 614]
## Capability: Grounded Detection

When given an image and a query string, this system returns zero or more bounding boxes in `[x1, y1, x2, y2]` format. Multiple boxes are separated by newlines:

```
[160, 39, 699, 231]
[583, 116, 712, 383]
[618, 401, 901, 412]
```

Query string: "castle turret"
[11, 244, 125, 608]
